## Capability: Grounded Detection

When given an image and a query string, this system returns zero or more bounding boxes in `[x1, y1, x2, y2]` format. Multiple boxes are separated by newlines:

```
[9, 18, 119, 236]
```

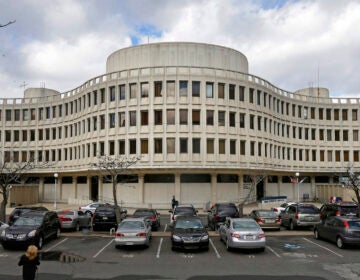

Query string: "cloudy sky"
[1, 0, 359, 99]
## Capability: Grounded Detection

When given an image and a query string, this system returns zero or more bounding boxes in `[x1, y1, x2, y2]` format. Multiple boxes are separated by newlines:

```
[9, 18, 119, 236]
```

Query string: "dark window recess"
[77, 176, 87, 184]
[62, 177, 73, 184]
[180, 174, 211, 183]
[267, 176, 278, 183]
[217, 174, 238, 183]
[315, 176, 330, 183]
[44, 177, 55, 184]
[24, 177, 40, 184]
[282, 176, 292, 183]
[243, 175, 252, 183]
[144, 174, 175, 183]
[117, 175, 139, 183]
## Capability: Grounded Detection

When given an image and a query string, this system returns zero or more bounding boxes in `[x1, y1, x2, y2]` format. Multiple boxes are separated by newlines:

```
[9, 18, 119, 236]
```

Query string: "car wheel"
[336, 236, 345, 249]
[75, 223, 80, 232]
[314, 229, 320, 240]
[289, 221, 296, 231]
[37, 235, 44, 249]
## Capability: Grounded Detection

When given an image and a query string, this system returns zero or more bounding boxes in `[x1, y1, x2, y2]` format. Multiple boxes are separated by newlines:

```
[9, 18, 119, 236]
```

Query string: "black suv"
[8, 206, 49, 225]
[207, 203, 240, 230]
[320, 202, 359, 222]
[92, 205, 127, 231]
[1, 210, 61, 249]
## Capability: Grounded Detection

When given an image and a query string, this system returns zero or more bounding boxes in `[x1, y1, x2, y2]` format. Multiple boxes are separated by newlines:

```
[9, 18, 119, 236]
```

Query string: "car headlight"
[28, 230, 37, 237]
[172, 235, 181, 241]
[1, 231, 5, 237]
[201, 235, 209, 241]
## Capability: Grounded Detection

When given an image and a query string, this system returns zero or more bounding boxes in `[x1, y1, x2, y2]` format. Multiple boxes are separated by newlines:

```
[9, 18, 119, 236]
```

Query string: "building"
[1, 42, 359, 208]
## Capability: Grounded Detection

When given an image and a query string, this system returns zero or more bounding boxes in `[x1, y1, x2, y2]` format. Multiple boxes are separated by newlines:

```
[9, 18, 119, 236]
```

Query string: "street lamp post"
[295, 172, 300, 202]
[54, 173, 58, 209]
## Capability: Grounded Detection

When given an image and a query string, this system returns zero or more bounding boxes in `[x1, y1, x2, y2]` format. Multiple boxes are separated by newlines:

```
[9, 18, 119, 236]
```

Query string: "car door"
[42, 213, 53, 240]
[321, 217, 335, 241]
[77, 210, 89, 227]
[281, 206, 292, 226]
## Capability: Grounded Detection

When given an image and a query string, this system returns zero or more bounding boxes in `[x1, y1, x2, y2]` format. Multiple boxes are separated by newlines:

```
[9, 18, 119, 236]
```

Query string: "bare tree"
[91, 155, 139, 207]
[342, 166, 360, 207]
[0, 153, 48, 221]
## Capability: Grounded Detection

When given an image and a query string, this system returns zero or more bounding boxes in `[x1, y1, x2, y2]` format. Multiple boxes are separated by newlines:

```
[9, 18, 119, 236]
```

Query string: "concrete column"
[138, 174, 144, 204]
[238, 174, 244, 203]
[174, 173, 181, 203]
[58, 176, 62, 201]
[211, 174, 217, 204]
[98, 176, 103, 201]
[39, 177, 45, 201]
[73, 176, 78, 200]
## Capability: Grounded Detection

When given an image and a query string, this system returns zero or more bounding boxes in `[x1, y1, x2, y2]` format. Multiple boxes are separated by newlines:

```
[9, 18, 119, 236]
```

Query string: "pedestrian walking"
[18, 245, 40, 280]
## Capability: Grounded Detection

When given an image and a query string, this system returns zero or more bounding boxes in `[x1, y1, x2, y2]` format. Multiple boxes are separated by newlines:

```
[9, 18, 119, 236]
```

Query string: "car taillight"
[215, 214, 220, 221]
[257, 218, 264, 223]
[320, 213, 323, 219]
[231, 233, 241, 238]
[336, 211, 341, 216]
[63, 217, 72, 222]
[258, 233, 266, 238]
[115, 233, 124, 237]
[136, 232, 146, 237]
[343, 221, 349, 228]
[93, 214, 96, 219]
[150, 216, 156, 221]
[273, 209, 278, 212]
[295, 213, 299, 219]
[275, 217, 281, 223]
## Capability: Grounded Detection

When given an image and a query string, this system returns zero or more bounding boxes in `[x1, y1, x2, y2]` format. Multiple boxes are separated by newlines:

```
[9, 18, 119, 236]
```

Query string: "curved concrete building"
[1, 42, 359, 208]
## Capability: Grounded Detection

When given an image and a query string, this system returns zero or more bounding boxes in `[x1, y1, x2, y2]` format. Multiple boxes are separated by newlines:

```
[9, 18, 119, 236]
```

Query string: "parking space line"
[302, 238, 343, 258]
[93, 239, 114, 258]
[209, 238, 221, 259]
[156, 238, 163, 258]
[44, 238, 68, 252]
[164, 224, 167, 232]
[266, 245, 281, 258]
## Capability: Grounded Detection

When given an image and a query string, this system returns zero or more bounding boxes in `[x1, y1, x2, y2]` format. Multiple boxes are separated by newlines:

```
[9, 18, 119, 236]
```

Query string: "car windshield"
[218, 206, 238, 213]
[348, 221, 360, 228]
[174, 207, 195, 214]
[57, 211, 74, 215]
[134, 211, 153, 216]
[14, 216, 42, 226]
[119, 221, 144, 230]
[341, 206, 358, 215]
[96, 208, 114, 213]
[175, 219, 203, 229]
[299, 205, 319, 214]
[233, 220, 259, 230]
[258, 211, 277, 218]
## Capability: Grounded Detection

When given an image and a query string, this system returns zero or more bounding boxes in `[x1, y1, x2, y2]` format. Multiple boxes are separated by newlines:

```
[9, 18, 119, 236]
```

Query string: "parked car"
[207, 203, 240, 230]
[171, 216, 209, 251]
[79, 202, 110, 216]
[114, 218, 152, 248]
[169, 204, 197, 227]
[219, 217, 266, 251]
[56, 209, 92, 231]
[92, 205, 127, 231]
[8, 206, 49, 225]
[272, 201, 297, 215]
[320, 202, 359, 222]
[0, 221, 9, 235]
[249, 210, 281, 230]
[281, 203, 321, 230]
[314, 216, 360, 249]
[1, 210, 61, 249]
[133, 208, 161, 230]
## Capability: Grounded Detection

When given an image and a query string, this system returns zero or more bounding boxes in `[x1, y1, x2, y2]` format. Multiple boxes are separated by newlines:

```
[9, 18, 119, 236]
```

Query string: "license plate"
[125, 242, 134, 245]
[103, 217, 108, 220]
[244, 235, 255, 240]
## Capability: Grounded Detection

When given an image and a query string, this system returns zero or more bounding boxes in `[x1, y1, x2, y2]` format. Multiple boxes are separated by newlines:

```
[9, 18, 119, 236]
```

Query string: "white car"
[272, 202, 297, 215]
[79, 202, 110, 216]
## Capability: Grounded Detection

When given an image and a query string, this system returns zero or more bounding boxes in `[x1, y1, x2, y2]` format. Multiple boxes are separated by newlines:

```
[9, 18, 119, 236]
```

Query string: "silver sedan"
[57, 210, 92, 231]
[219, 218, 266, 251]
[114, 218, 152, 248]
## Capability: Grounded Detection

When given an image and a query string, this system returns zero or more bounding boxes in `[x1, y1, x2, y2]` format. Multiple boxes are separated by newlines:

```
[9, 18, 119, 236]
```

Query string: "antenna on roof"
[19, 81, 28, 90]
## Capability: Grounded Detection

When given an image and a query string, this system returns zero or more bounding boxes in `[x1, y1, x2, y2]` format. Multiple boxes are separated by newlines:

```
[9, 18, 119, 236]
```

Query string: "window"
[179, 81, 188, 97]
[240, 113, 245, 128]
[326, 109, 331, 120]
[192, 81, 200, 97]
[257, 116, 261, 130]
[343, 130, 348, 141]
[141, 82, 149, 98]
[239, 86, 245, 101]
[130, 83, 137, 99]
[119, 112, 125, 127]
[229, 84, 235, 100]
[353, 130, 358, 141]
[23, 130, 27, 141]
[207, 139, 214, 154]
[23, 109, 29, 121]
[219, 139, 225, 154]
[249, 88, 254, 103]
[129, 111, 136, 126]
[206, 82, 213, 98]
[109, 113, 115, 128]
[100, 115, 105, 130]
[100, 88, 105, 103]
[250, 141, 255, 156]
[6, 109, 12, 121]
[344, 151, 349, 161]
[354, 151, 359, 162]
[206, 110, 214, 126]
[167, 138, 175, 154]
[179, 109, 188, 125]
[192, 138, 200, 154]
[319, 108, 323, 120]
[129, 139, 136, 154]
[229, 112, 236, 127]
[327, 129, 332, 141]
[15, 109, 20, 121]
[154, 138, 162, 154]
[119, 140, 125, 155]
[218, 111, 225, 126]
[154, 81, 162, 97]
[257, 90, 261, 106]
[154, 110, 162, 125]
[334, 109, 339, 120]
[119, 84, 126, 100]
[31, 109, 36, 120]
[335, 151, 341, 161]
[93, 90, 98, 105]
[109, 141, 115, 155]
[327, 150, 332, 161]
[109, 86, 115, 101]
[218, 83, 225, 99]
[319, 129, 324, 140]
[342, 109, 348, 121]
[192, 110, 200, 125]
[141, 111, 148, 126]
[180, 138, 188, 153]
[230, 140, 236, 155]
[167, 81, 175, 97]
[167, 109, 175, 125]
[335, 130, 340, 141]
[352, 109, 358, 121]
[250, 115, 254, 129]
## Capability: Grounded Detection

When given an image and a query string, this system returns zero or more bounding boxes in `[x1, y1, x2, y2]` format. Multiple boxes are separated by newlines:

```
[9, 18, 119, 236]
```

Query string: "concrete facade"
[1, 42, 359, 208]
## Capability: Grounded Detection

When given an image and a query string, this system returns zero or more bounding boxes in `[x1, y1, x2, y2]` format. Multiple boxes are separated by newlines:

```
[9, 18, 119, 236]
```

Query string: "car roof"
[175, 216, 202, 221]
[134, 208, 155, 211]
[121, 217, 146, 222]
[175, 204, 195, 208]
[21, 210, 49, 217]
[228, 217, 255, 222]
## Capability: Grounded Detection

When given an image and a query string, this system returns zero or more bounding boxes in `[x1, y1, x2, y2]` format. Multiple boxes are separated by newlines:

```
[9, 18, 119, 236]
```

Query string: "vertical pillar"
[58, 175, 62, 201]
[98, 176, 103, 201]
[138, 174, 144, 205]
[211, 174, 217, 204]
[238, 174, 244, 203]
[73, 176, 78, 200]
[174, 173, 181, 203]
[39, 177, 45, 202]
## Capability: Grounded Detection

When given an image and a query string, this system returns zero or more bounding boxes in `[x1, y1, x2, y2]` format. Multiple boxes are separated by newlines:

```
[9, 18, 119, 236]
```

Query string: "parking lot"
[1, 214, 359, 280]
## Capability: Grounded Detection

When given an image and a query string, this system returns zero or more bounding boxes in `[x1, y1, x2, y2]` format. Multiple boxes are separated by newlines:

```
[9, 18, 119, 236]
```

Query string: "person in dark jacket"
[18, 245, 40, 280]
